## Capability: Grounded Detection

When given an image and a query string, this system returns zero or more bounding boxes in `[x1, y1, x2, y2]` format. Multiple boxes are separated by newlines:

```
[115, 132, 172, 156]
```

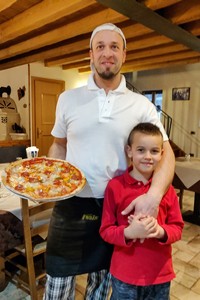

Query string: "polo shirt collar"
[124, 166, 152, 186]
[87, 73, 127, 94]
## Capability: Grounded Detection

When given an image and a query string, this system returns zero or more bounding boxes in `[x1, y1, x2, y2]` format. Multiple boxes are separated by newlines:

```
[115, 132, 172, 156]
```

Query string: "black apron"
[46, 196, 113, 276]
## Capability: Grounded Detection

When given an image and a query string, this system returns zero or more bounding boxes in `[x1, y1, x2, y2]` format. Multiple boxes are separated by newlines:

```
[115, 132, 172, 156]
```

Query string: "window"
[143, 90, 172, 137]
[143, 90, 163, 110]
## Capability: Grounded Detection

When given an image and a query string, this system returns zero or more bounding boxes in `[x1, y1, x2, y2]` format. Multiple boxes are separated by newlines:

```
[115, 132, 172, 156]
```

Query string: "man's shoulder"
[62, 85, 87, 96]
[128, 90, 150, 101]
[58, 85, 87, 102]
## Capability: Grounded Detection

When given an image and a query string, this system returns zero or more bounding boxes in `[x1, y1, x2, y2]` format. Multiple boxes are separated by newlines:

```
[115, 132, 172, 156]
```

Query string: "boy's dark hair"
[127, 122, 163, 146]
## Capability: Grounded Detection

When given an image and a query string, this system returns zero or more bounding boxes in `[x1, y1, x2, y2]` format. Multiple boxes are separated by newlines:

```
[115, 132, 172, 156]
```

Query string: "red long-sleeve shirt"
[100, 167, 184, 286]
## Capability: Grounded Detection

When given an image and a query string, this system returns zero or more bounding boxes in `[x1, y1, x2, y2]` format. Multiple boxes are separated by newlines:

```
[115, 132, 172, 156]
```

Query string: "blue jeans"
[111, 276, 170, 300]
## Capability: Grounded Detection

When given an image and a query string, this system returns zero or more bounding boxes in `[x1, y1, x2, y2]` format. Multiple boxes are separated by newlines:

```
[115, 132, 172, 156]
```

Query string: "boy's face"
[126, 132, 163, 177]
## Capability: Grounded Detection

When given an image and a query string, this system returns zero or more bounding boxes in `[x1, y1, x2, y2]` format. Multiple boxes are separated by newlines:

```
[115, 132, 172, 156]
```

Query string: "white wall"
[0, 65, 29, 137]
[30, 61, 65, 81]
[30, 62, 88, 90]
[62, 69, 89, 89]
[0, 63, 89, 141]
[134, 63, 200, 156]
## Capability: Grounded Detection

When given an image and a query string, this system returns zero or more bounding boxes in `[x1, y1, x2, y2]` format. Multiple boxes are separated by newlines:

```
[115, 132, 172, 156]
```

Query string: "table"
[0, 163, 23, 254]
[173, 157, 200, 225]
[0, 163, 52, 253]
[0, 163, 54, 295]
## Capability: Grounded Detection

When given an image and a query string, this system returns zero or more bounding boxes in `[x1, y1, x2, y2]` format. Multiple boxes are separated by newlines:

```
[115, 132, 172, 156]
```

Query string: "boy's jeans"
[111, 276, 170, 300]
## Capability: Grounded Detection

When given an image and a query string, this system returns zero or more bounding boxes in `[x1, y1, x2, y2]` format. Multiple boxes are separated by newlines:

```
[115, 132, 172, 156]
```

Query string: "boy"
[100, 122, 184, 300]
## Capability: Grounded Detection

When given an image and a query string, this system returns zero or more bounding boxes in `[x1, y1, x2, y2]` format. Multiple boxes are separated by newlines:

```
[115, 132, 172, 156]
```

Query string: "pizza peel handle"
[1, 157, 86, 202]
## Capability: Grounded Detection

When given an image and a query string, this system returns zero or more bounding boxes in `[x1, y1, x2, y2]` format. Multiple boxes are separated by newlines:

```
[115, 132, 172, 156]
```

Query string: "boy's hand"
[124, 214, 157, 241]
[147, 224, 166, 241]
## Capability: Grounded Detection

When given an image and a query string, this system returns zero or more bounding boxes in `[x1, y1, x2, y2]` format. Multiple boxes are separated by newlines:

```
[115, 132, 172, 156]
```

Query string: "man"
[43, 23, 175, 300]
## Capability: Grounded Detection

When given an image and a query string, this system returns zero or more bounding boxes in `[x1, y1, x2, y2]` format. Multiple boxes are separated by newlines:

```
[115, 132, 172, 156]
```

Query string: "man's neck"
[93, 73, 122, 94]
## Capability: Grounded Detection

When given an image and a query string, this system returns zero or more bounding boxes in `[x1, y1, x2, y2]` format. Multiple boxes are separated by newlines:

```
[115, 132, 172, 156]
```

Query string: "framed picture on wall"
[172, 87, 190, 101]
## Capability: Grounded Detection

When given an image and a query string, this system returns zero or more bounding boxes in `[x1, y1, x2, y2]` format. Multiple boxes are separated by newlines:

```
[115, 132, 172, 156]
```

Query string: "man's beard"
[95, 65, 120, 80]
[98, 71, 115, 80]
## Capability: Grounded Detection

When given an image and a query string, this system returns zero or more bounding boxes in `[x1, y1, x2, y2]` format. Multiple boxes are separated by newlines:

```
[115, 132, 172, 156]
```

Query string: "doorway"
[31, 77, 65, 156]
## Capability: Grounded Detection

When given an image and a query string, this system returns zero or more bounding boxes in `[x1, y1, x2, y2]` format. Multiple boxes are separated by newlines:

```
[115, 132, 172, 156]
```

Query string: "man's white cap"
[90, 23, 126, 49]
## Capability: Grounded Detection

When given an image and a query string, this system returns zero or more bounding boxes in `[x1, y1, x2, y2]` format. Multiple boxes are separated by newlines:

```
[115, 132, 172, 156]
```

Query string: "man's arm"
[48, 137, 67, 160]
[122, 140, 175, 216]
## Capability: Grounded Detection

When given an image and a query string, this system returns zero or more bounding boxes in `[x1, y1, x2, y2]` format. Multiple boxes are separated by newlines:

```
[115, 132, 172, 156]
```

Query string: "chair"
[3, 198, 55, 299]
[176, 189, 184, 209]
[0, 145, 27, 163]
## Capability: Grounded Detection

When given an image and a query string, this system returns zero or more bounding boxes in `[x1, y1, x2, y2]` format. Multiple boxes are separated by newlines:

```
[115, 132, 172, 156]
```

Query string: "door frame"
[31, 76, 65, 146]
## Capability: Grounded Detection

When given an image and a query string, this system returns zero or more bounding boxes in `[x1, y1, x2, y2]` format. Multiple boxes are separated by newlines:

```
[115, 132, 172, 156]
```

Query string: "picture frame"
[172, 87, 190, 101]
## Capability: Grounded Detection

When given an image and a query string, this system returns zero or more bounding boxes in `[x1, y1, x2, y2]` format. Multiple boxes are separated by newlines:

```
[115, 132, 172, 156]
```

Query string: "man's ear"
[126, 144, 132, 158]
[89, 49, 93, 63]
[122, 49, 126, 64]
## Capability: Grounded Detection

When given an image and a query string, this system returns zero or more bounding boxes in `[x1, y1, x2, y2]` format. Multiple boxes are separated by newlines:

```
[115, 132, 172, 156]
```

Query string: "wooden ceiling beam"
[0, 0, 200, 72]
[46, 41, 188, 68]
[0, 8, 127, 61]
[79, 56, 200, 74]
[44, 51, 90, 67]
[44, 36, 174, 68]
[4, 49, 198, 73]
[78, 67, 92, 73]
[127, 32, 172, 51]
[0, 28, 196, 71]
[121, 56, 200, 73]
[44, 24, 153, 67]
[97, 0, 200, 51]
[0, 1, 200, 59]
[161, 0, 200, 24]
[126, 43, 189, 60]
[64, 49, 199, 71]
[62, 60, 90, 70]
[184, 20, 200, 36]
[139, 0, 182, 10]
[125, 50, 200, 67]
[46, 17, 200, 68]
[0, 0, 42, 23]
[44, 23, 153, 66]
[0, 33, 96, 70]
[0, 0, 96, 44]
[0, 39, 90, 70]
[120, 23, 153, 39]
[0, 1, 20, 12]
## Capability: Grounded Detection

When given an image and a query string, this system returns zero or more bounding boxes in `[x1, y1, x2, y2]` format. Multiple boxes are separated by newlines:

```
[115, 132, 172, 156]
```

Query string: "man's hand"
[121, 193, 160, 217]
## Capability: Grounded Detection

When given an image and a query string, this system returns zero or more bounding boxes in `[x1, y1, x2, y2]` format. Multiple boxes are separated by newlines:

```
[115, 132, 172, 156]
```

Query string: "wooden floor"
[0, 190, 200, 299]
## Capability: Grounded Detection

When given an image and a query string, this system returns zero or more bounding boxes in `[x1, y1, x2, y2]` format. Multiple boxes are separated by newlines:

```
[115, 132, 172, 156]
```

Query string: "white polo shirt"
[51, 74, 168, 198]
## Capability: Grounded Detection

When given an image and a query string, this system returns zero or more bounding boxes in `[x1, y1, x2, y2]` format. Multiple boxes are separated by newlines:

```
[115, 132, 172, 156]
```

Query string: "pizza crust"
[2, 157, 86, 202]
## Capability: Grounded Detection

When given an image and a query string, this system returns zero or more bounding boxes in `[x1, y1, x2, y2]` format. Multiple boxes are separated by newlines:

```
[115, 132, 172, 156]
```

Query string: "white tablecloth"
[175, 157, 200, 188]
[0, 163, 23, 219]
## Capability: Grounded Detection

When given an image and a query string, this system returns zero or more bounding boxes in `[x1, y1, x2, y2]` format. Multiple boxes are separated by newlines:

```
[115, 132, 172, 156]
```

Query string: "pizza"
[2, 157, 86, 201]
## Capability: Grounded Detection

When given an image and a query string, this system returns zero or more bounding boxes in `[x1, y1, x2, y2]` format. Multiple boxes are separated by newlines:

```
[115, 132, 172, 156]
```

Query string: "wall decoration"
[17, 86, 26, 100]
[172, 87, 190, 101]
[0, 85, 11, 97]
